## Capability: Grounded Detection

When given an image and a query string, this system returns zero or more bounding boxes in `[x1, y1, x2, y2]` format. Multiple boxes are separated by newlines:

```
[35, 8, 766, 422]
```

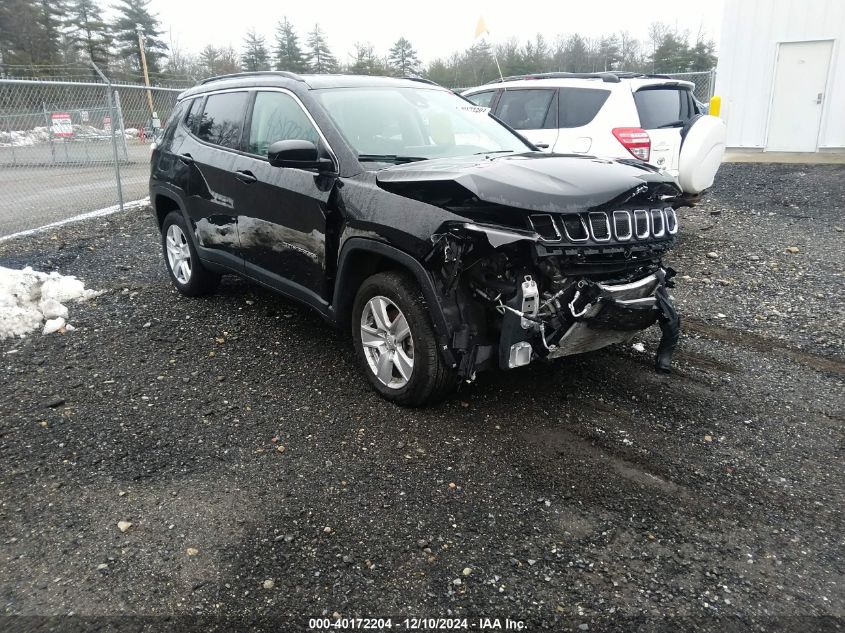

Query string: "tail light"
[612, 127, 651, 161]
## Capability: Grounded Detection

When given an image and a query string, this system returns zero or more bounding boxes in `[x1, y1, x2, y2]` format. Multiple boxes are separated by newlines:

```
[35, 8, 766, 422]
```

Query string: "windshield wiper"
[656, 120, 685, 129]
[357, 154, 429, 164]
[473, 150, 515, 155]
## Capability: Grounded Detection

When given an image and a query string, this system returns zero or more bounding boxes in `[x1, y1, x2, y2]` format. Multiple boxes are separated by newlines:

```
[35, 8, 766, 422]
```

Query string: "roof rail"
[200, 70, 304, 85]
[483, 71, 676, 85]
[402, 75, 440, 86]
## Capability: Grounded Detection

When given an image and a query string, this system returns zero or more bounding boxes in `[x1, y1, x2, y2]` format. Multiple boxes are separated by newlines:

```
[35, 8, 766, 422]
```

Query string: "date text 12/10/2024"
[307, 617, 527, 630]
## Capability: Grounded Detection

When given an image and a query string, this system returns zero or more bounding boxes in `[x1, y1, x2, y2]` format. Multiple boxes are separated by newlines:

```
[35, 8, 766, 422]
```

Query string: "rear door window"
[196, 91, 249, 149]
[558, 88, 610, 128]
[495, 89, 557, 130]
[634, 87, 697, 129]
[465, 91, 496, 108]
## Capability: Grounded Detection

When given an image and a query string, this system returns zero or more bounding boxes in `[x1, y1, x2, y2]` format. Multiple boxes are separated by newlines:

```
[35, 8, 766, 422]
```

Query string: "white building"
[714, 0, 844, 153]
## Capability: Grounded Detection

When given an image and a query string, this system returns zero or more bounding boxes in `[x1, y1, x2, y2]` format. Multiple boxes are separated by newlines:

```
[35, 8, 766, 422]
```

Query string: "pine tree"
[199, 45, 220, 76]
[305, 24, 337, 73]
[111, 0, 167, 79]
[273, 17, 306, 72]
[651, 31, 690, 73]
[597, 35, 621, 71]
[496, 38, 529, 77]
[242, 29, 270, 71]
[66, 0, 110, 69]
[0, 0, 65, 73]
[688, 37, 716, 72]
[0, 0, 40, 70]
[387, 37, 420, 76]
[564, 34, 590, 72]
[36, 0, 66, 66]
[350, 42, 387, 75]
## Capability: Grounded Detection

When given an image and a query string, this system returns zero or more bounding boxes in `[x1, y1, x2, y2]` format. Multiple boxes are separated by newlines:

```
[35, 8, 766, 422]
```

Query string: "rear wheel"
[352, 272, 456, 406]
[161, 211, 220, 296]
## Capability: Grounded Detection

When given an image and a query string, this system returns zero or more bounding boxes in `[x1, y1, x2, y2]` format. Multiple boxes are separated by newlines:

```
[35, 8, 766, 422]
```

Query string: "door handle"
[177, 153, 194, 165]
[234, 169, 257, 184]
[816, 93, 823, 104]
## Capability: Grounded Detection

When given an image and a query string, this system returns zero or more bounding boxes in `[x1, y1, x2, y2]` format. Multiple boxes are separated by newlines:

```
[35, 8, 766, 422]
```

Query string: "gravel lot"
[1, 163, 843, 632]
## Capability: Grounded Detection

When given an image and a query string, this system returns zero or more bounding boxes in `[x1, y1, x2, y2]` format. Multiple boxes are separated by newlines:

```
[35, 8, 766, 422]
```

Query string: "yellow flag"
[474, 16, 489, 39]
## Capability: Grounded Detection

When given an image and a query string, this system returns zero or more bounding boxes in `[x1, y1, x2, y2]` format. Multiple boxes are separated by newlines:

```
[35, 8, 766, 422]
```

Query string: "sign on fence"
[50, 112, 73, 137]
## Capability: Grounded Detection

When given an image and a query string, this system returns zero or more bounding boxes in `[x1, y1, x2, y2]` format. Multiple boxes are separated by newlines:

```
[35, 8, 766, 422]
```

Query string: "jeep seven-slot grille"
[561, 215, 589, 241]
[634, 210, 650, 238]
[588, 212, 611, 241]
[528, 208, 677, 244]
[528, 214, 561, 241]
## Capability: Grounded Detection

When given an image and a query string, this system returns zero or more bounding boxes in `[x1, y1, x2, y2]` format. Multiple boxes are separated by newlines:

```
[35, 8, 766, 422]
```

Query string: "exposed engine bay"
[424, 206, 681, 379]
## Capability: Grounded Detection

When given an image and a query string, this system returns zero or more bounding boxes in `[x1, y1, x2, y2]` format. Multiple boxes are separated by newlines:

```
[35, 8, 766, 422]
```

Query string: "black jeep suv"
[150, 72, 685, 406]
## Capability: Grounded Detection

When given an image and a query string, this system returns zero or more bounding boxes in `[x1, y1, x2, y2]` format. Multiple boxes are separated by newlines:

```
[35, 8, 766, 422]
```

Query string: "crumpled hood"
[375, 152, 680, 214]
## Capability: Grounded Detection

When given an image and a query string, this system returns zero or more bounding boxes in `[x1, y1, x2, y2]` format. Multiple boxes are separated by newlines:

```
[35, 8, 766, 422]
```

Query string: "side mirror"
[268, 139, 334, 171]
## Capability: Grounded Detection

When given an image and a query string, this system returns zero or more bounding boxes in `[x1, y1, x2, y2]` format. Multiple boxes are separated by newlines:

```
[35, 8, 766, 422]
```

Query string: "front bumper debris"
[499, 268, 679, 372]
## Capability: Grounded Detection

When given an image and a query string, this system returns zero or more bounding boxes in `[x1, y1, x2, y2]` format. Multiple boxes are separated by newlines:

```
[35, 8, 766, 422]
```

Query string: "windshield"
[313, 86, 532, 163]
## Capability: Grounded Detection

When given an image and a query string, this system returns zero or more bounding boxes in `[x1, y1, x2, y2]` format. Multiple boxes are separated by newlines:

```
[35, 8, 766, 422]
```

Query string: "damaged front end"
[425, 205, 681, 379]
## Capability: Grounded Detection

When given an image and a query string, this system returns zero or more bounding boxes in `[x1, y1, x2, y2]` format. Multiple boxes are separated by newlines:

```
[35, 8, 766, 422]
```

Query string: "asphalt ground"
[0, 163, 843, 632]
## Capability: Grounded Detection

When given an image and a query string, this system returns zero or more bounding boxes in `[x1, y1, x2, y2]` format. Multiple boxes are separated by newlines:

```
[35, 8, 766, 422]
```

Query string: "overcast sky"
[145, 0, 725, 64]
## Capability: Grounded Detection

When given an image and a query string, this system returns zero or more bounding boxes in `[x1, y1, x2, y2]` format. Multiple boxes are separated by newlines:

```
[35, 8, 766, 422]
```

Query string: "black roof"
[179, 72, 444, 99]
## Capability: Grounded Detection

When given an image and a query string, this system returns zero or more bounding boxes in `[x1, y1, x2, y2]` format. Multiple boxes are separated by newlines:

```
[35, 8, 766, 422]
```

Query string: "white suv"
[462, 72, 726, 195]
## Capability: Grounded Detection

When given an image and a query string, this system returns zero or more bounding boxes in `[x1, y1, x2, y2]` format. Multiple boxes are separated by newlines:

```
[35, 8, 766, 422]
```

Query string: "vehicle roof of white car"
[462, 72, 695, 93]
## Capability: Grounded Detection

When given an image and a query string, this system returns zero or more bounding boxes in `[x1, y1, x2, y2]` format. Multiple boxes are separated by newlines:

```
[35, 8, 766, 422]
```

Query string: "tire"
[161, 211, 221, 296]
[351, 271, 456, 407]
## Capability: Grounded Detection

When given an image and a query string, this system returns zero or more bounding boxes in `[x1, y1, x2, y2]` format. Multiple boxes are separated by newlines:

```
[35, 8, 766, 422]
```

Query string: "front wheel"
[351, 272, 456, 407]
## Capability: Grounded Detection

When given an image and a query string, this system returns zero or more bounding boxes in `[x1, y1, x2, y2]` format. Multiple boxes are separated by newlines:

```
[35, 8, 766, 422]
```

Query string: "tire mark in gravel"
[673, 349, 738, 375]
[684, 317, 845, 377]
[521, 425, 691, 500]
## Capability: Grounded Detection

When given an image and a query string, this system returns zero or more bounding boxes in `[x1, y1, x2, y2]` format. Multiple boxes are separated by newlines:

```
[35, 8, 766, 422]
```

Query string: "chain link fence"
[0, 76, 183, 237]
[663, 70, 717, 103]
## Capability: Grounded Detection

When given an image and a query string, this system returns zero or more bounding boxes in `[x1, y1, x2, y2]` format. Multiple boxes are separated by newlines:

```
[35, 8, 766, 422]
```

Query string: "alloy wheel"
[165, 224, 192, 285]
[360, 295, 414, 389]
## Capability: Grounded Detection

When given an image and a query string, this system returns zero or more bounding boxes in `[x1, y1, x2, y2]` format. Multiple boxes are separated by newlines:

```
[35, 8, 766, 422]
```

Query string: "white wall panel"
[714, 0, 845, 149]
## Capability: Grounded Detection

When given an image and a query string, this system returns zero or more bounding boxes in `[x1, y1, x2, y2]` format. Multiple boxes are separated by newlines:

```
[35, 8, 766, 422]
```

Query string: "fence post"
[4, 115, 17, 166]
[91, 62, 124, 212]
[113, 89, 129, 162]
[42, 101, 56, 165]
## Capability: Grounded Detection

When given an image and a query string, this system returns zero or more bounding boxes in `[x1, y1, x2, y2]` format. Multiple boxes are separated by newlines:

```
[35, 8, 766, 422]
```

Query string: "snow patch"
[0, 124, 141, 147]
[0, 266, 99, 339]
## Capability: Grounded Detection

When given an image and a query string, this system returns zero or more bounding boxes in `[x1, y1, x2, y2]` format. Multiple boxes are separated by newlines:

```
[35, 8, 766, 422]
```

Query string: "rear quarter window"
[157, 100, 189, 146]
[634, 87, 697, 129]
[196, 91, 249, 149]
[558, 88, 611, 128]
[465, 91, 496, 108]
[184, 97, 203, 133]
